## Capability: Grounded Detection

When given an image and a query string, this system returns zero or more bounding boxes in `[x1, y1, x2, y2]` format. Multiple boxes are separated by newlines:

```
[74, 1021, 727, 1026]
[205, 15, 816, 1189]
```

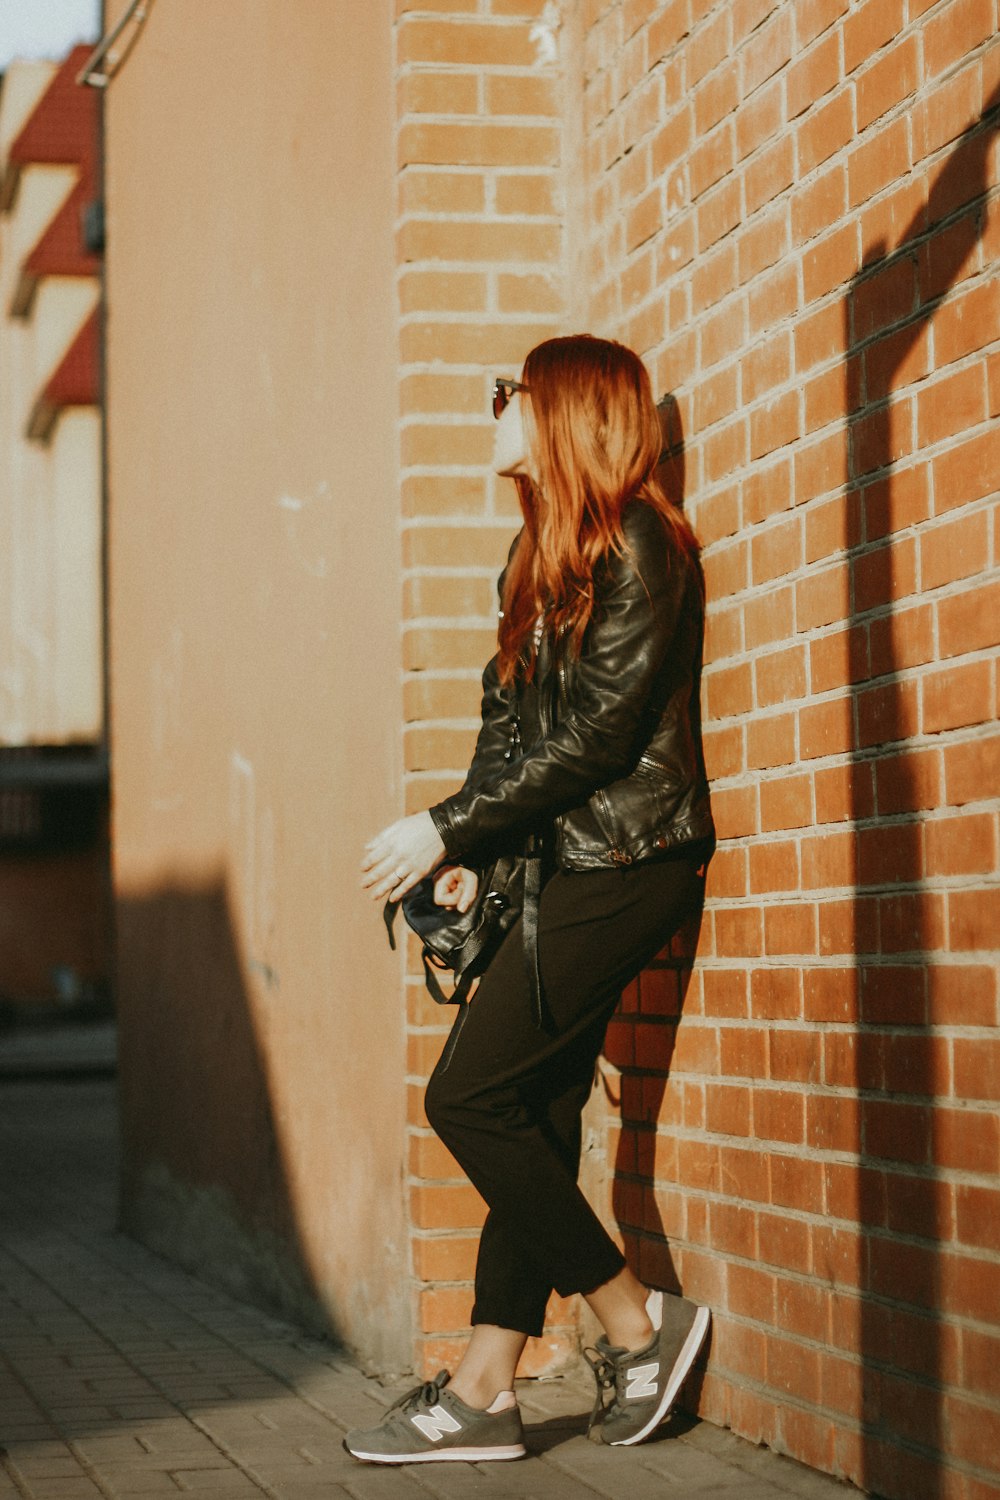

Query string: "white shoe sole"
[346, 1441, 526, 1464]
[610, 1304, 711, 1447]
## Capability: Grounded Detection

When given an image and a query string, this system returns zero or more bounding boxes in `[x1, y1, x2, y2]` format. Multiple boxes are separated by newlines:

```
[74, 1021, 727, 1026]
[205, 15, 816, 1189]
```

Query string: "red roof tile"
[27, 305, 100, 441]
[8, 45, 98, 173]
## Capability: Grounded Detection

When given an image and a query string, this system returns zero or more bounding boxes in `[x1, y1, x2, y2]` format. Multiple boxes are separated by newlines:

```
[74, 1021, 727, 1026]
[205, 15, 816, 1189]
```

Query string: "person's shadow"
[596, 391, 713, 1403]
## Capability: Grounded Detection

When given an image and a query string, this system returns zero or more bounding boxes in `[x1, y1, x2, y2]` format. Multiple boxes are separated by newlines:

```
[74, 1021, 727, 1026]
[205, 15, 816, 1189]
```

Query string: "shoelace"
[385, 1369, 450, 1417]
[583, 1346, 621, 1427]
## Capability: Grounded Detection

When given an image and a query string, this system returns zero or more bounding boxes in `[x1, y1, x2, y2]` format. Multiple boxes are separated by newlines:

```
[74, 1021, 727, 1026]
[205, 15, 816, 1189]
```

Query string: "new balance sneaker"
[343, 1370, 526, 1464]
[586, 1289, 710, 1446]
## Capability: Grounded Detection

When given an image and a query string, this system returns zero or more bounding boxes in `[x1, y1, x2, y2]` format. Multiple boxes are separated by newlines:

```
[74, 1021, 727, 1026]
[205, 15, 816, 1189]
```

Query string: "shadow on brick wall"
[844, 82, 999, 1500]
[600, 390, 714, 1397]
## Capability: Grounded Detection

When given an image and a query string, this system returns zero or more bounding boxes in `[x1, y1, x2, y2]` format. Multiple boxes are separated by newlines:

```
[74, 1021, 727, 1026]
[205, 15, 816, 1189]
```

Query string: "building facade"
[102, 3, 998, 1497]
[0, 45, 108, 1007]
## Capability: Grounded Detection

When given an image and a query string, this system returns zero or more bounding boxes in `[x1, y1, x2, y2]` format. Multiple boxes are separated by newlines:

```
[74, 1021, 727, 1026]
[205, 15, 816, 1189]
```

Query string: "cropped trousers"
[423, 853, 706, 1338]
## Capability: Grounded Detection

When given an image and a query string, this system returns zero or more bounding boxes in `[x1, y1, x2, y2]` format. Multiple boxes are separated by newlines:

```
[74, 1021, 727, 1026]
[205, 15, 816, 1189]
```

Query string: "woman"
[352, 335, 714, 1465]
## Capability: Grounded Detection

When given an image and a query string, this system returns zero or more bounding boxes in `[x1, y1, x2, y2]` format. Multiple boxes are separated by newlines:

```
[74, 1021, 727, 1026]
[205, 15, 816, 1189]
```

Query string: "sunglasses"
[492, 377, 529, 420]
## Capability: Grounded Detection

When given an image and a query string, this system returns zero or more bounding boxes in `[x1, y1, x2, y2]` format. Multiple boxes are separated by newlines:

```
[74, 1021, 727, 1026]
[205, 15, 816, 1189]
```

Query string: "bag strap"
[522, 842, 545, 1028]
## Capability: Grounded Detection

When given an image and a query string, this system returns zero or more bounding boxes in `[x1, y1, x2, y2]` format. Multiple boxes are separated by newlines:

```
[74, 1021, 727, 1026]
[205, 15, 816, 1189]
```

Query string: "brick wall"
[395, 1, 999, 1494]
[394, 0, 572, 1376]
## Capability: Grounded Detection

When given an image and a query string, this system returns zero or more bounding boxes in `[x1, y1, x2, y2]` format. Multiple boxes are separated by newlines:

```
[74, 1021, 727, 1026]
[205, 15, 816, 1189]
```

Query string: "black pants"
[424, 855, 705, 1338]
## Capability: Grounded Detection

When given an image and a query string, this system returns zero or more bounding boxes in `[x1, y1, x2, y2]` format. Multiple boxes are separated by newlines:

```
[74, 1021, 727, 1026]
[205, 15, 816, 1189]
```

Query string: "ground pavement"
[0, 1071, 856, 1500]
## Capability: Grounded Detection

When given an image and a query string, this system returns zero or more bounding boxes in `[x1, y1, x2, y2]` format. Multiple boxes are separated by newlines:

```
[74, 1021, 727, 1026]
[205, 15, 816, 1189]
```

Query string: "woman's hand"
[433, 865, 479, 913]
[361, 812, 446, 904]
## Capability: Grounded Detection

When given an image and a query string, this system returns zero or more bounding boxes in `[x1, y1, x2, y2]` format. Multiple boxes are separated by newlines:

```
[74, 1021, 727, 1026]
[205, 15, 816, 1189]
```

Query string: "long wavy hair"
[496, 334, 699, 685]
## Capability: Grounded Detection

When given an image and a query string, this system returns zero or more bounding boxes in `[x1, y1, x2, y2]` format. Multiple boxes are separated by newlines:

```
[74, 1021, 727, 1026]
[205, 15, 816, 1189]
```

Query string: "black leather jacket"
[429, 501, 714, 871]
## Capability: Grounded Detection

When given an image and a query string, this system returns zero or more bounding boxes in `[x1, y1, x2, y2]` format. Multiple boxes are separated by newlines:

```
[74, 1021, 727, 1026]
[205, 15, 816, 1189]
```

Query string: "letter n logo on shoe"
[625, 1362, 659, 1400]
[412, 1405, 463, 1442]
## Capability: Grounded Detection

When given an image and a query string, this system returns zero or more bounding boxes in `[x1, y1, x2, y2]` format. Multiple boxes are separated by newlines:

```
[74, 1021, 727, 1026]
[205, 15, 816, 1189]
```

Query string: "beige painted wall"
[104, 1, 410, 1369]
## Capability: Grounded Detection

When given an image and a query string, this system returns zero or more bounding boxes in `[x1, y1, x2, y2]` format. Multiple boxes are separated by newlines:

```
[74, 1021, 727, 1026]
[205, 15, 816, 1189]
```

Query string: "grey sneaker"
[343, 1370, 526, 1464]
[586, 1289, 710, 1446]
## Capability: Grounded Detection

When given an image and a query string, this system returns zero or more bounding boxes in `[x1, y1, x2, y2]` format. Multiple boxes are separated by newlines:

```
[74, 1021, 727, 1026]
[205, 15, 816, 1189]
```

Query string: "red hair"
[497, 334, 699, 685]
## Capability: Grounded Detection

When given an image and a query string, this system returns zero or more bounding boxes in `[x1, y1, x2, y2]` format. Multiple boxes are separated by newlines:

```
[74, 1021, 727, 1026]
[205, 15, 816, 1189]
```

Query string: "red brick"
[715, 904, 764, 957]
[809, 623, 867, 696]
[814, 1220, 868, 1299]
[769, 1030, 821, 1085]
[744, 134, 794, 211]
[803, 966, 859, 1022]
[849, 116, 912, 209]
[918, 206, 983, 306]
[797, 88, 855, 177]
[864, 1098, 932, 1165]
[923, 0, 996, 77]
[940, 1246, 1000, 1323]
[814, 761, 873, 824]
[750, 967, 803, 1020]
[759, 771, 813, 831]
[944, 1392, 1000, 1476]
[918, 362, 988, 450]
[763, 902, 817, 954]
[798, 696, 852, 760]
[913, 61, 983, 161]
[741, 7, 793, 96]
[879, 891, 946, 954]
[795, 0, 849, 48]
[949, 888, 1000, 954]
[863, 464, 931, 540]
[749, 837, 801, 892]
[850, 395, 916, 480]
[753, 1087, 806, 1144]
[727, 1260, 777, 1321]
[751, 515, 803, 583]
[934, 278, 1000, 368]
[794, 301, 844, 374]
[927, 963, 997, 1028]
[922, 659, 993, 734]
[864, 318, 932, 402]
[712, 784, 758, 838]
[853, 535, 917, 613]
[746, 711, 797, 769]
[842, 0, 905, 74]
[398, 120, 558, 169]
[863, 828, 923, 882]
[737, 207, 789, 284]
[795, 560, 849, 628]
[926, 812, 996, 878]
[857, 36, 919, 131]
[694, 66, 740, 137]
[944, 734, 1000, 806]
[795, 433, 850, 509]
[758, 1214, 812, 1277]
[860, 961, 928, 1024]
[704, 969, 750, 1019]
[868, 603, 935, 677]
[857, 676, 919, 749]
[750, 389, 801, 460]
[743, 456, 793, 526]
[747, 262, 798, 337]
[399, 18, 537, 67]
[956, 1184, 1000, 1256]
[744, 583, 795, 647]
[787, 30, 840, 119]
[803, 221, 860, 303]
[703, 419, 750, 485]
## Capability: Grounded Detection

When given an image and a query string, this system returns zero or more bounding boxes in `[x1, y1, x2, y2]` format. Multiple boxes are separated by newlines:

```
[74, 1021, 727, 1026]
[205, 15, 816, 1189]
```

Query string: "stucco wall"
[104, 1, 410, 1370]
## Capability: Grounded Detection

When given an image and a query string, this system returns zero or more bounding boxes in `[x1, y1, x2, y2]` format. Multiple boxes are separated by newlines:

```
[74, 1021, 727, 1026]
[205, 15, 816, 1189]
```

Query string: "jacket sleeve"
[460, 651, 513, 795]
[448, 532, 521, 803]
[429, 504, 692, 861]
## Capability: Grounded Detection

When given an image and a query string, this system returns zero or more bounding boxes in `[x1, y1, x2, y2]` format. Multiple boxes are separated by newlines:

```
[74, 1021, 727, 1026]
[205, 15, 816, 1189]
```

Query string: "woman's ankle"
[446, 1370, 511, 1410]
[585, 1268, 655, 1351]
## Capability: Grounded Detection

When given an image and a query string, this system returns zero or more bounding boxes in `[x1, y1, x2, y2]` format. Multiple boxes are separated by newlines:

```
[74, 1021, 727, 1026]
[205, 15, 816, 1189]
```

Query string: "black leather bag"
[384, 853, 525, 1007]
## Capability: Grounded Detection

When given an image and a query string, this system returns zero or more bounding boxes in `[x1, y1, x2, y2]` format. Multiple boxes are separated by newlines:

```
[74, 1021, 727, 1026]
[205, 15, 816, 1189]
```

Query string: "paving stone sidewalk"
[0, 1077, 856, 1500]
